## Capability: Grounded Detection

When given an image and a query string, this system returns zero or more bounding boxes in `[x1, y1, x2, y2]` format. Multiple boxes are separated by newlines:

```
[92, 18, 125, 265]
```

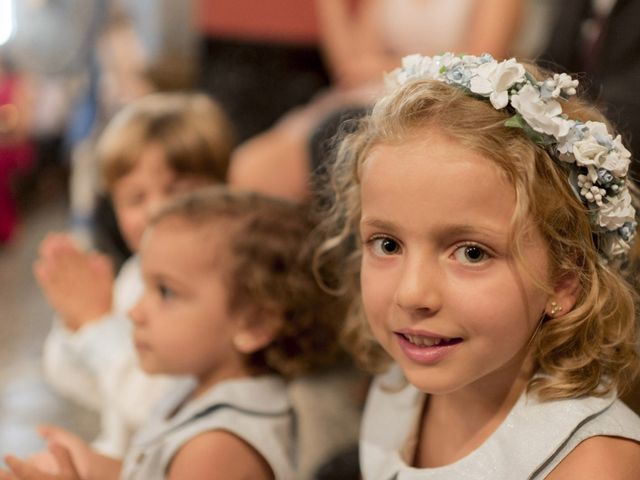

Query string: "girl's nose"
[394, 253, 442, 316]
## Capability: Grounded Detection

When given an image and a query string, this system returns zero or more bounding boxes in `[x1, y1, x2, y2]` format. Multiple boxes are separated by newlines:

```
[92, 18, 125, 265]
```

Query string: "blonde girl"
[317, 53, 640, 478]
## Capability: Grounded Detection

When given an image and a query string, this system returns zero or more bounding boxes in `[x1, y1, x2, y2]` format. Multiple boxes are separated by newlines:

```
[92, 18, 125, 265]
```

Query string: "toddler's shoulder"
[167, 430, 274, 480]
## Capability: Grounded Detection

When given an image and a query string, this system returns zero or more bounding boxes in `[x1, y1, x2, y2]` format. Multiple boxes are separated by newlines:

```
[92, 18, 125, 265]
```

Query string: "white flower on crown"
[469, 58, 526, 109]
[601, 134, 632, 177]
[577, 173, 607, 205]
[572, 138, 610, 170]
[557, 122, 586, 155]
[597, 188, 635, 230]
[509, 84, 573, 137]
[539, 73, 579, 99]
[571, 122, 630, 179]
[397, 54, 433, 82]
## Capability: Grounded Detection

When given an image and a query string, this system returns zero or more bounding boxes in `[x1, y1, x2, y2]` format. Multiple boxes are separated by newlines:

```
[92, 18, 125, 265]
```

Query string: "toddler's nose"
[128, 300, 145, 326]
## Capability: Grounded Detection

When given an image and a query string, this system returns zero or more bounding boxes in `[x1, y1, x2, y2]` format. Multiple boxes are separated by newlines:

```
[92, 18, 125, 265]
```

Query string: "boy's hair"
[316, 62, 639, 401]
[97, 92, 234, 190]
[150, 187, 347, 377]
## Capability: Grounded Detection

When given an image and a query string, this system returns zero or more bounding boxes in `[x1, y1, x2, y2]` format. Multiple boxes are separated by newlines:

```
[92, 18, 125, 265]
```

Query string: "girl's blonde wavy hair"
[315, 63, 640, 401]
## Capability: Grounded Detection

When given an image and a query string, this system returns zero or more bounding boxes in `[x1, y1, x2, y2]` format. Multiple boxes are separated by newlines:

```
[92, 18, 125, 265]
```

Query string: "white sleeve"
[41, 256, 141, 410]
[41, 305, 137, 409]
[42, 318, 104, 411]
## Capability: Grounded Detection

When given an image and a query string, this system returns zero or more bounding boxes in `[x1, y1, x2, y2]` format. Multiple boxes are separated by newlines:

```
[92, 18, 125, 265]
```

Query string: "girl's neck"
[414, 356, 535, 468]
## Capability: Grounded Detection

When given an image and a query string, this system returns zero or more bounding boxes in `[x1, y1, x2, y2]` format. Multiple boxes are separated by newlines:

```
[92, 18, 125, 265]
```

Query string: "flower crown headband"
[386, 52, 637, 264]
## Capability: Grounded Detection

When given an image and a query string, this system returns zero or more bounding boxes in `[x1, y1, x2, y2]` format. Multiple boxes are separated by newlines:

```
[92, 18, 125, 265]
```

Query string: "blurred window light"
[0, 0, 14, 46]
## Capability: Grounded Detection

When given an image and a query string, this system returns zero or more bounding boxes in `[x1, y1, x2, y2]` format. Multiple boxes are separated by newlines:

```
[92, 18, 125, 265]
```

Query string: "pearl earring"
[549, 301, 563, 316]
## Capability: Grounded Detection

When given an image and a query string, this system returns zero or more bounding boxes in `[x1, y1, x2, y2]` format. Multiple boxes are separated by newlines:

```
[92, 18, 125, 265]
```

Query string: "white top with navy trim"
[360, 364, 640, 479]
[121, 375, 296, 480]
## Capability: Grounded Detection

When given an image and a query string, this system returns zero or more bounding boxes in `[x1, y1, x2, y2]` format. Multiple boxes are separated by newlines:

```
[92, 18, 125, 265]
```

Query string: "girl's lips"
[395, 331, 463, 365]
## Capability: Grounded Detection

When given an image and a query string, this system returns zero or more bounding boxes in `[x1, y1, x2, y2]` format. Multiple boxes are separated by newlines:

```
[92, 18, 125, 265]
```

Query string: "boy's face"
[130, 219, 249, 386]
[111, 144, 209, 252]
[358, 129, 569, 397]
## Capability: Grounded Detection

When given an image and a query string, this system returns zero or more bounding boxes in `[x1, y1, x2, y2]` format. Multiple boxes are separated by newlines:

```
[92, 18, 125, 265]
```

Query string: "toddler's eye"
[453, 244, 489, 264]
[370, 236, 401, 256]
[158, 283, 175, 299]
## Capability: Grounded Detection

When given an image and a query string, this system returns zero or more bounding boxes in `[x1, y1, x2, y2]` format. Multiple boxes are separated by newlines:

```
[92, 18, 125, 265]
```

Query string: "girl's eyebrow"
[360, 217, 507, 241]
[436, 223, 507, 239]
[360, 217, 397, 231]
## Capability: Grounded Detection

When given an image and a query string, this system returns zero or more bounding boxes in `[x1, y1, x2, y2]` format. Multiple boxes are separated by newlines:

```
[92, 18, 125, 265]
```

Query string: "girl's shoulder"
[546, 434, 640, 479]
[523, 394, 640, 478]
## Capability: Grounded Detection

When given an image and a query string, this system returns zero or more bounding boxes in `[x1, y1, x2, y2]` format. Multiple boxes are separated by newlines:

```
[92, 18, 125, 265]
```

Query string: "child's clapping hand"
[1, 444, 81, 480]
[33, 233, 114, 331]
[1, 425, 121, 480]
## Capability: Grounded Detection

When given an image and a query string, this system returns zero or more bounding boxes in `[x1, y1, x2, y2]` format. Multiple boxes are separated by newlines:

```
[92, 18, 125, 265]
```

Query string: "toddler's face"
[130, 219, 249, 386]
[358, 129, 558, 396]
[111, 144, 209, 252]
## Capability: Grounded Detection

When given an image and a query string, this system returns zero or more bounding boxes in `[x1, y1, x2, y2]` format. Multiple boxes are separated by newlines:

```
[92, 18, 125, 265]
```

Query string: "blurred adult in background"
[228, 0, 524, 202]
[194, 0, 330, 143]
[538, 0, 640, 183]
[0, 52, 34, 244]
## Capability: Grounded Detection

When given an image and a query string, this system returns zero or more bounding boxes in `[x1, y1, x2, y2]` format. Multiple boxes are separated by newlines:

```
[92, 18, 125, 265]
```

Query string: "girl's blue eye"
[370, 237, 401, 256]
[453, 244, 489, 264]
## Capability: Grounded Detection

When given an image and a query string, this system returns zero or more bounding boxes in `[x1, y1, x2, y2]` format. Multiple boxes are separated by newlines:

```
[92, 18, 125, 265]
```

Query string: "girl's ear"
[232, 309, 283, 355]
[548, 270, 580, 316]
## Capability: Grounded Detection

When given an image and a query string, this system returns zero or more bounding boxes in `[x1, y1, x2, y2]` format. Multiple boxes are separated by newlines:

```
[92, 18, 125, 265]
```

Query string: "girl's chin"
[399, 364, 466, 396]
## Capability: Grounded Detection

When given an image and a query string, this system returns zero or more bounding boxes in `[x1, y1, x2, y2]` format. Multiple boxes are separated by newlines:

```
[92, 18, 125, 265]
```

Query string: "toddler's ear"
[233, 309, 283, 354]
[552, 270, 580, 313]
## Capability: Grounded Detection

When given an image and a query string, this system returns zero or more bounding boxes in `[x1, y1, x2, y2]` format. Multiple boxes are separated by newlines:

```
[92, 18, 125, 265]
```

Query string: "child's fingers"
[0, 465, 18, 480]
[38, 233, 58, 257]
[37, 425, 60, 447]
[25, 451, 59, 476]
[38, 425, 82, 452]
[36, 424, 63, 440]
[49, 444, 79, 478]
[43, 236, 80, 262]
[3, 455, 44, 479]
[37, 425, 53, 439]
[88, 254, 114, 279]
[32, 260, 47, 284]
[38, 233, 71, 258]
